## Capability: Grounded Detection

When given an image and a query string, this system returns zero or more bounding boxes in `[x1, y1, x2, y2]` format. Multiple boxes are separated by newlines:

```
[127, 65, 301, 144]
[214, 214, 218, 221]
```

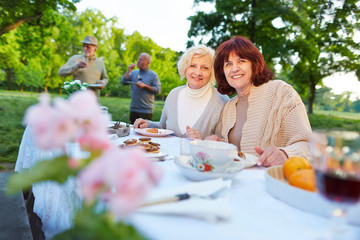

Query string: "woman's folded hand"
[186, 126, 202, 140]
[204, 135, 225, 142]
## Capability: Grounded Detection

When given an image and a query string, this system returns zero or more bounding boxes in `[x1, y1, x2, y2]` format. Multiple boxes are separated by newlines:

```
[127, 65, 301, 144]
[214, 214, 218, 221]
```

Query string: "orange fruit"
[283, 156, 312, 180]
[288, 169, 317, 192]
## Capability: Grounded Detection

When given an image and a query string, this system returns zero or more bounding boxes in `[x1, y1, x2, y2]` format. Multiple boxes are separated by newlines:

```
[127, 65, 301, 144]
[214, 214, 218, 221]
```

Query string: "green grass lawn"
[314, 110, 360, 120]
[0, 90, 163, 164]
[1, 90, 359, 166]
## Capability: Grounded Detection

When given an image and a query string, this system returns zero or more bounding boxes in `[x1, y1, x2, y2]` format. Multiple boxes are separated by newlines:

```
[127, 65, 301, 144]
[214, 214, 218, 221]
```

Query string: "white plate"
[87, 84, 103, 88]
[174, 155, 245, 181]
[134, 128, 174, 137]
[241, 153, 258, 168]
[146, 150, 167, 159]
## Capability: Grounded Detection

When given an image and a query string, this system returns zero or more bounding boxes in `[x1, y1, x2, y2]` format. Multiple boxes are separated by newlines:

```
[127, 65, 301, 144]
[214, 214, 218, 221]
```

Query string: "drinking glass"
[310, 131, 360, 239]
[180, 138, 193, 156]
[82, 55, 89, 63]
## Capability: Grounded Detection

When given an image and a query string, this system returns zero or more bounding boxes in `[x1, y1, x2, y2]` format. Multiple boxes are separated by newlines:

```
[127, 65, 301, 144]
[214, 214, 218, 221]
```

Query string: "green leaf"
[6, 155, 78, 195]
[53, 205, 146, 240]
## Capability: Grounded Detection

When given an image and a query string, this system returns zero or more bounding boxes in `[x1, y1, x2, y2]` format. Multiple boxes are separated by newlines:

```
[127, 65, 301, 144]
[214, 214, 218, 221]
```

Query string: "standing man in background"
[121, 53, 161, 123]
[58, 35, 108, 97]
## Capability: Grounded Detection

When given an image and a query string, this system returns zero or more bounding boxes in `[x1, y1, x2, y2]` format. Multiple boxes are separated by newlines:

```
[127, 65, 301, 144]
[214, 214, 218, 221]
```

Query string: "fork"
[141, 187, 228, 207]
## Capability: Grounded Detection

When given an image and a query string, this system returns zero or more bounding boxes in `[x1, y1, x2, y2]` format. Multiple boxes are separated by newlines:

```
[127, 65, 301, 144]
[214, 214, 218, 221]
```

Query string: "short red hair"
[214, 36, 274, 95]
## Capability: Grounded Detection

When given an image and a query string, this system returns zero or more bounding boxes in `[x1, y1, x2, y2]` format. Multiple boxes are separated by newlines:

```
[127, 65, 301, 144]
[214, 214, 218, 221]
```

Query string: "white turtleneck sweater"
[177, 83, 212, 135]
[149, 84, 229, 138]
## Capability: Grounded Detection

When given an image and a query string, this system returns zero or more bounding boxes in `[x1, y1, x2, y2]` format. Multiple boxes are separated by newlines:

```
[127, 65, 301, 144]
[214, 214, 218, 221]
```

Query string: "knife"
[140, 187, 227, 207]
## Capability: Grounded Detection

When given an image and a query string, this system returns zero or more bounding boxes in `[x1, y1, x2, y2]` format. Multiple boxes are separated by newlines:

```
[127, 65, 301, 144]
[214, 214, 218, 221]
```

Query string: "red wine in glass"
[316, 169, 360, 204]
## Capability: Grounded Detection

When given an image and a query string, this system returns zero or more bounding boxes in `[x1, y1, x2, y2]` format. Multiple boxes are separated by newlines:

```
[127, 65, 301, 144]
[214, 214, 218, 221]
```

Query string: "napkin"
[136, 178, 232, 222]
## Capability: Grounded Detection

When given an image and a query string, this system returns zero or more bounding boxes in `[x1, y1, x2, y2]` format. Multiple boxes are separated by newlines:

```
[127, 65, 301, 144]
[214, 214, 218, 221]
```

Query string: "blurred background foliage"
[0, 0, 360, 165]
[187, 0, 360, 113]
[0, 2, 182, 100]
[0, 0, 359, 113]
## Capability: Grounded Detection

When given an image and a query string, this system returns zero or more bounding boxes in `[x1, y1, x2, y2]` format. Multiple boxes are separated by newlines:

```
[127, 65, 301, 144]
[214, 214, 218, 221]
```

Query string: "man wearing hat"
[58, 35, 108, 97]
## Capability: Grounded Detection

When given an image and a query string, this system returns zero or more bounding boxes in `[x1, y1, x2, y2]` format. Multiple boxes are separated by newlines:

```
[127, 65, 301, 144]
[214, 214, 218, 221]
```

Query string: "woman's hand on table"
[186, 126, 202, 140]
[254, 145, 288, 167]
[134, 118, 149, 128]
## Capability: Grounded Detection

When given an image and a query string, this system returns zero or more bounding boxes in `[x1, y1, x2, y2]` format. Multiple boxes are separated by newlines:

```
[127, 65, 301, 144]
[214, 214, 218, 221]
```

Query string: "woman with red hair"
[195, 36, 312, 167]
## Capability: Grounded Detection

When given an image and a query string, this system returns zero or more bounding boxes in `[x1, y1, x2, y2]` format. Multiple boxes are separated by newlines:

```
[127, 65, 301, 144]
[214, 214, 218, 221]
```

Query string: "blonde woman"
[134, 45, 229, 138]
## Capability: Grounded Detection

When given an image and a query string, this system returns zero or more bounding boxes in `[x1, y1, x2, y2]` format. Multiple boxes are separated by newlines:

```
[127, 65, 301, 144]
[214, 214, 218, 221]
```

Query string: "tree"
[0, 30, 22, 90]
[0, 0, 80, 36]
[314, 86, 333, 110]
[15, 57, 45, 91]
[0, 6, 181, 98]
[187, 0, 360, 113]
[287, 0, 360, 113]
[187, 0, 297, 70]
[352, 99, 360, 112]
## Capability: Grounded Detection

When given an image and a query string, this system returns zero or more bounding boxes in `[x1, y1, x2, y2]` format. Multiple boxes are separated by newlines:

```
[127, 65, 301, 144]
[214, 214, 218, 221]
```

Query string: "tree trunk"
[250, 0, 256, 42]
[5, 68, 13, 90]
[0, 13, 43, 36]
[308, 73, 316, 114]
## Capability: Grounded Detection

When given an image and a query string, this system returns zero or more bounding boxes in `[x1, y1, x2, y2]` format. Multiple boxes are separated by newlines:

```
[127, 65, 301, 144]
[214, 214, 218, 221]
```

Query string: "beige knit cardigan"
[217, 80, 312, 160]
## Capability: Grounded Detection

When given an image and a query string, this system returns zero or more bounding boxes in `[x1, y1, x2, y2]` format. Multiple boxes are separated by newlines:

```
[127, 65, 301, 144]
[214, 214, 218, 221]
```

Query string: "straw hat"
[81, 36, 98, 46]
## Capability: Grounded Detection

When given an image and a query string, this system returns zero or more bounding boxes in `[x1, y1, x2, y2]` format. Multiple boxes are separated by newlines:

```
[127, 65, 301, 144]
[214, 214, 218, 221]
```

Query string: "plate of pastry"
[119, 137, 167, 159]
[134, 128, 174, 137]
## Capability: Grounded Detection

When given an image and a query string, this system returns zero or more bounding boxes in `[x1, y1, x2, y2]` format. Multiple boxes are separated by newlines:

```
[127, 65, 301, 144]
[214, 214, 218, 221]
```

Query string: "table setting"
[14, 125, 360, 239]
[11, 91, 360, 240]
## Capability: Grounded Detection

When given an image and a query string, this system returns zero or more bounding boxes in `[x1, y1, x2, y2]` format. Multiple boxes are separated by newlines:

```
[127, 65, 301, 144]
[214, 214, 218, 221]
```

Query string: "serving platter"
[265, 166, 360, 226]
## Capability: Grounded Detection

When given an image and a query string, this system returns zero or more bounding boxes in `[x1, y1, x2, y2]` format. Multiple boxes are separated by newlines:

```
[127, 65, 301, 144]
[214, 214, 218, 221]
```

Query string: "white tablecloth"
[15, 126, 360, 240]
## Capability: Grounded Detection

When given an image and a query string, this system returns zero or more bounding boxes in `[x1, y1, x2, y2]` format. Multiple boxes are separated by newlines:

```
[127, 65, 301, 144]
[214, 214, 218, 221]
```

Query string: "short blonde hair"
[177, 45, 216, 85]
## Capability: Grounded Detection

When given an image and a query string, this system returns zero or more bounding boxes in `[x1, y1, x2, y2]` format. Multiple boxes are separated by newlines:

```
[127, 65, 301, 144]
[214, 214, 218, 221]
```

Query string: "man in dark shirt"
[121, 53, 161, 123]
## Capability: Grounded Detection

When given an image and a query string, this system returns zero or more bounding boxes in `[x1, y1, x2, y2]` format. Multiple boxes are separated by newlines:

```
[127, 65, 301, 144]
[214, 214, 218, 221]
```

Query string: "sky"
[76, 0, 196, 52]
[76, 0, 360, 100]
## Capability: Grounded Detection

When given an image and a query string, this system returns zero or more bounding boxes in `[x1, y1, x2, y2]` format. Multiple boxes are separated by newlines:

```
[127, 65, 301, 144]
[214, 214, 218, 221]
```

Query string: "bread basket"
[108, 114, 130, 137]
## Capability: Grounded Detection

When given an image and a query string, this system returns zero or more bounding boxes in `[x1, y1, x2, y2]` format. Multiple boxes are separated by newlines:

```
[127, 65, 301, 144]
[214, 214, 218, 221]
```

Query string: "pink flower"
[78, 132, 111, 152]
[68, 91, 110, 135]
[196, 152, 209, 161]
[78, 157, 107, 202]
[24, 91, 111, 151]
[24, 94, 78, 149]
[24, 91, 161, 218]
[78, 147, 162, 217]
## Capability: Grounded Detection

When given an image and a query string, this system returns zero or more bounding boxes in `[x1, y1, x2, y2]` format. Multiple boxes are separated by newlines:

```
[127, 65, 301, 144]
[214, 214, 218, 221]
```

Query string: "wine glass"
[310, 131, 360, 239]
[82, 55, 89, 63]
